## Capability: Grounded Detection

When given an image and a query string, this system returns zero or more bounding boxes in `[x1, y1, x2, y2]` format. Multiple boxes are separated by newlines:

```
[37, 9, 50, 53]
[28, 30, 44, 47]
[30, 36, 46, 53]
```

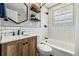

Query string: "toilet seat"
[38, 44, 52, 52]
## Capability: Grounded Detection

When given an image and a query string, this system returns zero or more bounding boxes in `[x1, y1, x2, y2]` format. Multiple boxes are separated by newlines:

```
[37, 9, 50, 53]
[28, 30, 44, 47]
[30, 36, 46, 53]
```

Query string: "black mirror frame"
[6, 3, 28, 24]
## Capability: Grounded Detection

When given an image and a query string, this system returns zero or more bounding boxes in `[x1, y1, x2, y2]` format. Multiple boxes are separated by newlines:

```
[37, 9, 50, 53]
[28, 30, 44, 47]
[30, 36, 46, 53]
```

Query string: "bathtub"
[42, 39, 75, 56]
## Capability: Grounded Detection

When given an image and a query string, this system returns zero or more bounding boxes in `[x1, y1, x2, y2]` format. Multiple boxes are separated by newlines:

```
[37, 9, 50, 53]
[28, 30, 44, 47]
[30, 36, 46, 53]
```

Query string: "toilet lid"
[38, 44, 52, 52]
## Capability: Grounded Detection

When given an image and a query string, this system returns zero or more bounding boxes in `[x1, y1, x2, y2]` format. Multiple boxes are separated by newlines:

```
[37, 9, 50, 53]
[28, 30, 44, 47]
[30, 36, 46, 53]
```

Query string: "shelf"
[31, 4, 40, 13]
[30, 18, 40, 22]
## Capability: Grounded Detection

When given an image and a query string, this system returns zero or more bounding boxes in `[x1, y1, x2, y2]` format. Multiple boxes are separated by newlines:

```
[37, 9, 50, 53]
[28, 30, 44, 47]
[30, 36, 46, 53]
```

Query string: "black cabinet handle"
[23, 42, 28, 45]
[23, 43, 25, 45]
[25, 42, 28, 44]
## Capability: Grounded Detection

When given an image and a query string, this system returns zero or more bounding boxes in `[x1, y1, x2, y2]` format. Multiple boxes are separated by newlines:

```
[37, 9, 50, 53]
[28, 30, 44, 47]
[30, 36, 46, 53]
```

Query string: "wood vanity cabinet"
[0, 36, 37, 56]
[0, 40, 20, 56]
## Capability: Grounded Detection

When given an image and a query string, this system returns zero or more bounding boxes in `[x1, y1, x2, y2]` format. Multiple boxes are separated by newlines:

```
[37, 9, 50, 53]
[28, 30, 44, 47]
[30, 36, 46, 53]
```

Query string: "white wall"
[74, 4, 79, 56]
[41, 6, 48, 40]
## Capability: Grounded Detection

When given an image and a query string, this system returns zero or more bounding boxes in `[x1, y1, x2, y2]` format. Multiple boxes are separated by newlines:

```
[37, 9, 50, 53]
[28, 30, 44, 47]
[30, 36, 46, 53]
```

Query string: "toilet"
[38, 43, 52, 56]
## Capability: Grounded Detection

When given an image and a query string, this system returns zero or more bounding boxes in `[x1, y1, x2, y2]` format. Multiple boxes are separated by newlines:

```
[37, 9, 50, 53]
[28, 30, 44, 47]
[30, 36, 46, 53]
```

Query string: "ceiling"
[44, 3, 58, 8]
[5, 3, 58, 11]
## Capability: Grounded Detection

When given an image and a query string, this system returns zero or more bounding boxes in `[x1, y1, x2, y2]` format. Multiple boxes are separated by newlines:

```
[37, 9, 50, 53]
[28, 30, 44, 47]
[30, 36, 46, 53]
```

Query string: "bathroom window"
[52, 4, 74, 25]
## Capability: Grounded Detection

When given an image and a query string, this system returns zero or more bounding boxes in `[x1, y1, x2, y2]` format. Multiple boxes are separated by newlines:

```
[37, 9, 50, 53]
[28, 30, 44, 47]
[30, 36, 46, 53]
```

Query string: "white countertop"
[0, 35, 37, 44]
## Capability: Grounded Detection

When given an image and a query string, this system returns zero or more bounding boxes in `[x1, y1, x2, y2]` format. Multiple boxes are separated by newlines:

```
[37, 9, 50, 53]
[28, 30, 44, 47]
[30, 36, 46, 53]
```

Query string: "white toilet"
[38, 43, 52, 56]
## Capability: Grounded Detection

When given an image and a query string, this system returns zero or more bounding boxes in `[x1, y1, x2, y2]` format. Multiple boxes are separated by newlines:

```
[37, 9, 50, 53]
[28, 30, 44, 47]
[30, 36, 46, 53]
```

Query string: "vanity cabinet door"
[22, 43, 29, 56]
[19, 38, 29, 56]
[28, 36, 37, 56]
[1, 40, 20, 56]
[20, 36, 37, 56]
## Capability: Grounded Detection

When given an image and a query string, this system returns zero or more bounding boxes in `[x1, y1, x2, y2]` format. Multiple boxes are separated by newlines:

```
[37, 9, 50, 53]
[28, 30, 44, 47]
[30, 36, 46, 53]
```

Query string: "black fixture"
[21, 31, 24, 35]
[49, 54, 53, 56]
[17, 30, 21, 35]
[45, 41, 48, 43]
[45, 12, 48, 15]
[44, 25, 47, 28]
[12, 32, 15, 36]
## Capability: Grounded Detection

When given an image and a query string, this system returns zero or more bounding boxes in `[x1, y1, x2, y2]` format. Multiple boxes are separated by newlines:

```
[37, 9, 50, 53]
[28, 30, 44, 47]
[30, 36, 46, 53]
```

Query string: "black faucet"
[10, 32, 15, 36]
[17, 30, 21, 35]
[21, 31, 24, 35]
[13, 32, 15, 36]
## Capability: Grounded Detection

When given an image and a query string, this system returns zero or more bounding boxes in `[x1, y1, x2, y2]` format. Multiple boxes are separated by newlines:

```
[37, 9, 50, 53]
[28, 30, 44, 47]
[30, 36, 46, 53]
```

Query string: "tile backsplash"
[0, 26, 42, 36]
[0, 26, 47, 45]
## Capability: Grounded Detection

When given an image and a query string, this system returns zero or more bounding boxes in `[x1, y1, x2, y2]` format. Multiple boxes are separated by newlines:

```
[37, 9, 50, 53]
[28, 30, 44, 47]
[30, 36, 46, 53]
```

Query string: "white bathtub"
[42, 39, 75, 56]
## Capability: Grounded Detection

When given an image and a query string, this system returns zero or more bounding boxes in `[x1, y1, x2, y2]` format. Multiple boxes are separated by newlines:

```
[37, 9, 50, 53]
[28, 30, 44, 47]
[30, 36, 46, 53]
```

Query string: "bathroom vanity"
[0, 36, 37, 56]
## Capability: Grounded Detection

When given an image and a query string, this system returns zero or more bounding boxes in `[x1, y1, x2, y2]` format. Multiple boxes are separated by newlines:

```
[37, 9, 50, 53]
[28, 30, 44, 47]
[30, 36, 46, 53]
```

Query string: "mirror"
[5, 3, 28, 24]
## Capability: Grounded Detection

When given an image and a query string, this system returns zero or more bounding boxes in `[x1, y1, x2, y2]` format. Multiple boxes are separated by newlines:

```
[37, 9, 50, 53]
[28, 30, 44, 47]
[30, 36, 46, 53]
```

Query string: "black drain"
[49, 54, 54, 56]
